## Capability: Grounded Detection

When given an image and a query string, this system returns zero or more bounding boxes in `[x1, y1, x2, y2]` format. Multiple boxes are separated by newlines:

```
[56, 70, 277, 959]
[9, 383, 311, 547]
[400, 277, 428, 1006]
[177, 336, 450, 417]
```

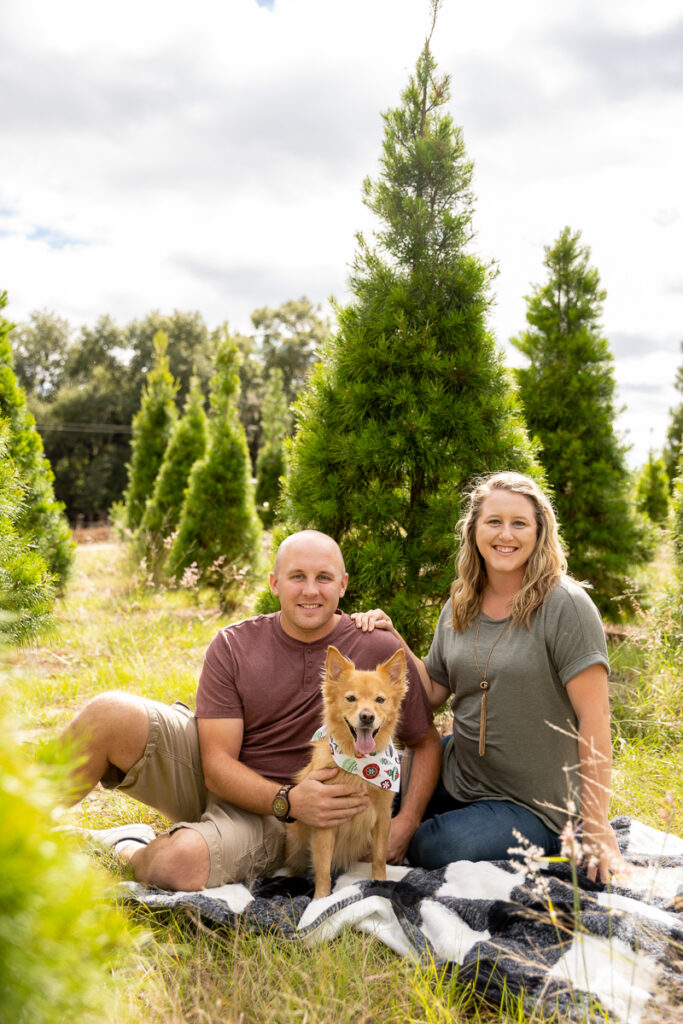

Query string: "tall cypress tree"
[122, 331, 178, 530]
[277, 11, 538, 651]
[166, 331, 262, 597]
[255, 367, 290, 526]
[0, 293, 73, 590]
[512, 227, 653, 616]
[138, 374, 208, 576]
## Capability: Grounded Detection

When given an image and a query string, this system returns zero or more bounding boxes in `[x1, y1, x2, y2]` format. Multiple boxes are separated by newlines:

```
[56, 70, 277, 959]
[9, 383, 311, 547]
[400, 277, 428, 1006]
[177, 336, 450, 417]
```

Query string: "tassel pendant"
[479, 680, 489, 756]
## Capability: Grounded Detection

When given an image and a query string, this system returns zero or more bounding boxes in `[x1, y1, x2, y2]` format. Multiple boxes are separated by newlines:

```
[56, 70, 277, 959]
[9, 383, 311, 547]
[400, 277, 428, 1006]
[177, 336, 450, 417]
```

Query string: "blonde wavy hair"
[450, 472, 569, 631]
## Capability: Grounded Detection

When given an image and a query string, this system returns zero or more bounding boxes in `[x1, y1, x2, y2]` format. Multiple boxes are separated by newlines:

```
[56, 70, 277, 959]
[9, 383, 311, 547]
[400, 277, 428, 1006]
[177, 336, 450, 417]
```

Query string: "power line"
[35, 422, 133, 434]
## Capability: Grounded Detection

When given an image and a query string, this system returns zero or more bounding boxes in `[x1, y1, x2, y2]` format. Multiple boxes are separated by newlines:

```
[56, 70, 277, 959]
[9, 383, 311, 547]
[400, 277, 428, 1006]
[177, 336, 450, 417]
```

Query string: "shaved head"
[269, 530, 348, 641]
[272, 530, 345, 578]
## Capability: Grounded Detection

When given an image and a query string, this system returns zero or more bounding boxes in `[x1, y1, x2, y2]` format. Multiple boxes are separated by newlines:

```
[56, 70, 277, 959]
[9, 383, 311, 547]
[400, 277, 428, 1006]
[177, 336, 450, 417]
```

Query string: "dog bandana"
[311, 727, 401, 792]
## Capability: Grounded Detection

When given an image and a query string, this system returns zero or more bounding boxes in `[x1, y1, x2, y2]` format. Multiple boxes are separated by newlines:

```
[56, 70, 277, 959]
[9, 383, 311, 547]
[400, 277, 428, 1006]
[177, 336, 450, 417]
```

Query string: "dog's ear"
[325, 645, 354, 680]
[379, 647, 407, 687]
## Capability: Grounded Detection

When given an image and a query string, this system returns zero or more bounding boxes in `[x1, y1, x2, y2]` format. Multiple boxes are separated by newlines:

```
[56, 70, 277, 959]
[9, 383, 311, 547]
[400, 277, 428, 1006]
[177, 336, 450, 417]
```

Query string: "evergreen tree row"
[123, 330, 266, 605]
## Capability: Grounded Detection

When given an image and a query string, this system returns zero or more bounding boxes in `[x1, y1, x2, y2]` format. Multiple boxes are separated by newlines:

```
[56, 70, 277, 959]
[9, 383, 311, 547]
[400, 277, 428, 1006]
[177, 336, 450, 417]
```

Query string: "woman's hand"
[581, 822, 631, 884]
[351, 609, 448, 709]
[350, 609, 394, 633]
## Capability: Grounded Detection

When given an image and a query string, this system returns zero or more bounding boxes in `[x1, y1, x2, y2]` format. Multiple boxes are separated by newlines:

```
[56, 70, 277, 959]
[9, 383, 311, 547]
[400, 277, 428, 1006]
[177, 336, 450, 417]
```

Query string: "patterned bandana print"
[311, 726, 401, 791]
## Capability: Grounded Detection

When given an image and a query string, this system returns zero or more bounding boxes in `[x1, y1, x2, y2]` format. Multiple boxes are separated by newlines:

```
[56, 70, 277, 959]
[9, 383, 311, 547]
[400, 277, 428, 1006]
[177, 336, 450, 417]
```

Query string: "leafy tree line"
[10, 299, 328, 521]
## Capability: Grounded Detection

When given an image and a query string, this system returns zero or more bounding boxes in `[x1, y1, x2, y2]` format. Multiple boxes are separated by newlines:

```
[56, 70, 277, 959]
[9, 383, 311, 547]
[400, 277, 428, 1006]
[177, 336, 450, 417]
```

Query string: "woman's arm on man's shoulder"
[350, 609, 450, 710]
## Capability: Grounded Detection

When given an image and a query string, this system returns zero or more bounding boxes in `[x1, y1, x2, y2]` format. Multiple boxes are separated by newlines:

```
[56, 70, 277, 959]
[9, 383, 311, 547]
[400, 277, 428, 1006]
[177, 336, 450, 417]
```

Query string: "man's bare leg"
[62, 691, 150, 802]
[121, 828, 211, 891]
[64, 693, 211, 891]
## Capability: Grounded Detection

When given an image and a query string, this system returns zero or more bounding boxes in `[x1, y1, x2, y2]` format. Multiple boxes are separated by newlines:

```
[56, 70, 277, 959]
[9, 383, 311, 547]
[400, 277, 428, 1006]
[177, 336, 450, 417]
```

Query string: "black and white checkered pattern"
[119, 818, 683, 1023]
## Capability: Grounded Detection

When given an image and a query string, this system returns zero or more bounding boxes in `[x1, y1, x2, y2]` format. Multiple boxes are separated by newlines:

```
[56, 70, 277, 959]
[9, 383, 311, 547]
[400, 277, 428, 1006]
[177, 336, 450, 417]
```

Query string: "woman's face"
[474, 489, 538, 580]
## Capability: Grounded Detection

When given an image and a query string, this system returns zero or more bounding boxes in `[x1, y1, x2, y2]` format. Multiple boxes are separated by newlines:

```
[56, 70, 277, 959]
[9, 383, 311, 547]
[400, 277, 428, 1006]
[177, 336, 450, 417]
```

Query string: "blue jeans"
[407, 740, 561, 870]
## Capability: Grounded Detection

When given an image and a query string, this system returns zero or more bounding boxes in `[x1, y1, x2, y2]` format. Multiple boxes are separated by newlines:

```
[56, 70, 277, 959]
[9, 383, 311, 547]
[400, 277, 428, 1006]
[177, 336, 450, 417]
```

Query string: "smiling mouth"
[344, 718, 379, 757]
[494, 546, 517, 553]
[344, 719, 380, 742]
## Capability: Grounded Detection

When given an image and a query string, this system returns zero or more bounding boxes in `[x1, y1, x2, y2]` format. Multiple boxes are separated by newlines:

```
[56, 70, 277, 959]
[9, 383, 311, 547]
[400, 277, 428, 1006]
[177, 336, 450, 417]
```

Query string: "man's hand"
[350, 609, 394, 633]
[288, 768, 370, 828]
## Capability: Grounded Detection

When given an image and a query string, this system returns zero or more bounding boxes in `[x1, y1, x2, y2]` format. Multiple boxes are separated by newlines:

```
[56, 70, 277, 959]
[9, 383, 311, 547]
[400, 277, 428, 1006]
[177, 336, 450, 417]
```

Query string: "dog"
[285, 644, 408, 899]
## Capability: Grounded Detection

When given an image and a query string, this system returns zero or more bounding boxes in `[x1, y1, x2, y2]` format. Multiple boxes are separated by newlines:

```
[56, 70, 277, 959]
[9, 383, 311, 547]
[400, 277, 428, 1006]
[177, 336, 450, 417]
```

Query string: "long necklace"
[472, 610, 509, 757]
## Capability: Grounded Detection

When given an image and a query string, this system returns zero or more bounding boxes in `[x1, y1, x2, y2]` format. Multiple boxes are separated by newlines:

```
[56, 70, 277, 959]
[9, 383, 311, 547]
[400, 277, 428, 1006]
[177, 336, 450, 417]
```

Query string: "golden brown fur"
[285, 645, 408, 899]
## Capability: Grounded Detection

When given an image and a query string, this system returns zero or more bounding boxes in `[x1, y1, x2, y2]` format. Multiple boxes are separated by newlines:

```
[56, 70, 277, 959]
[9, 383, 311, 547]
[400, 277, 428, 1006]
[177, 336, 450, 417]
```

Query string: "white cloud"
[1, 0, 681, 469]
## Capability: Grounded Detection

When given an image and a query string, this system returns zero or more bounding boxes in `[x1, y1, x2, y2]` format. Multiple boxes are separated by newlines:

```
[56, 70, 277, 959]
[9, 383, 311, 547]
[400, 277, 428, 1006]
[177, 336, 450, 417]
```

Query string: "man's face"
[269, 535, 348, 642]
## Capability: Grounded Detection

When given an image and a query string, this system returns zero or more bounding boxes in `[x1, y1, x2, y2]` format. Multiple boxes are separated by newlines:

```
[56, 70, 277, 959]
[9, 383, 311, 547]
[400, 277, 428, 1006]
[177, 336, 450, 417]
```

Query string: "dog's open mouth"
[345, 718, 379, 757]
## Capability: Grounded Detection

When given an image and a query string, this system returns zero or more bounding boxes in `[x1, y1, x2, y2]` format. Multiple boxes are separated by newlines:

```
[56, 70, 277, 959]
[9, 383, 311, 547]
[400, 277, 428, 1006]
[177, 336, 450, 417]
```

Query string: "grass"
[4, 532, 682, 1023]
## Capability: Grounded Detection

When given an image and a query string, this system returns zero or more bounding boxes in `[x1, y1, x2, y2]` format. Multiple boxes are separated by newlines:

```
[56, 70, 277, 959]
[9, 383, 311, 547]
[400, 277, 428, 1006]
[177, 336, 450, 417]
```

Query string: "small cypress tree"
[122, 330, 178, 530]
[663, 340, 683, 489]
[672, 451, 683, 575]
[0, 420, 54, 644]
[276, 9, 539, 651]
[635, 451, 669, 525]
[0, 292, 73, 590]
[138, 374, 208, 576]
[255, 366, 290, 527]
[166, 331, 262, 597]
[512, 227, 653, 616]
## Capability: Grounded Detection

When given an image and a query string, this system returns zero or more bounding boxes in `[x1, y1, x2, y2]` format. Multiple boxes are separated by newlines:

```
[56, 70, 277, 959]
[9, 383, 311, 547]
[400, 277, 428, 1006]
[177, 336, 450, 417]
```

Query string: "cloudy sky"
[1, 0, 681, 467]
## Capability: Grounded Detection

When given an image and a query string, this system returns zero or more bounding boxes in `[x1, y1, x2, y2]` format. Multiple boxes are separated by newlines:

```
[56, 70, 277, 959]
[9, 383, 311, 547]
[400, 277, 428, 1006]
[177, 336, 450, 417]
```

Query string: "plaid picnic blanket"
[119, 817, 682, 1024]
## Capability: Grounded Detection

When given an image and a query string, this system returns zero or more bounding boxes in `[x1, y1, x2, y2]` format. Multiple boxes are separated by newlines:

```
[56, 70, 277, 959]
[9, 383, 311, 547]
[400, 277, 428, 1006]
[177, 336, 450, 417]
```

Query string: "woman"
[354, 472, 626, 883]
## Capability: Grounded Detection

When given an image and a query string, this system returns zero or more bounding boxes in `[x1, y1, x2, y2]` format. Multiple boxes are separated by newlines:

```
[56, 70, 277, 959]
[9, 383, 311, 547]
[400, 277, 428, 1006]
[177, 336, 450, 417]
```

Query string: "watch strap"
[272, 783, 295, 822]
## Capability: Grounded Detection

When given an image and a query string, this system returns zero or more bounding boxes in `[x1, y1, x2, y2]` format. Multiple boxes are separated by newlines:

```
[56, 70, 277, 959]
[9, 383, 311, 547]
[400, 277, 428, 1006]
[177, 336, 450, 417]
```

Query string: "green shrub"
[0, 712, 133, 1023]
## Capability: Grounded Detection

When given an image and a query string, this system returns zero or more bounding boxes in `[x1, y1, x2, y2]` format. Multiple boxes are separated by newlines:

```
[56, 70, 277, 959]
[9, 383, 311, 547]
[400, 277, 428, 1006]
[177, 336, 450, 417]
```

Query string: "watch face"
[272, 794, 288, 818]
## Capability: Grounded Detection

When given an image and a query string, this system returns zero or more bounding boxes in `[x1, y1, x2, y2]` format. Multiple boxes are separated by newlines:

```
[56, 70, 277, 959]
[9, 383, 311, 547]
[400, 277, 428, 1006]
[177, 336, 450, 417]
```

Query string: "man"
[65, 530, 441, 891]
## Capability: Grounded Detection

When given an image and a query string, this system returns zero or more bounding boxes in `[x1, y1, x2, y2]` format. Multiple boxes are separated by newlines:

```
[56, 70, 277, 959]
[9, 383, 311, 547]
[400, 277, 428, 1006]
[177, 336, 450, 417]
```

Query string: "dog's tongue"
[355, 728, 376, 757]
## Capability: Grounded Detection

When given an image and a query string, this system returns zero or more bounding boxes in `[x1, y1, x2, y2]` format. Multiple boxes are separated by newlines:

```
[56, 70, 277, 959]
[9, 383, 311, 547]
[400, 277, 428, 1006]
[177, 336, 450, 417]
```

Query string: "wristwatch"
[272, 783, 296, 822]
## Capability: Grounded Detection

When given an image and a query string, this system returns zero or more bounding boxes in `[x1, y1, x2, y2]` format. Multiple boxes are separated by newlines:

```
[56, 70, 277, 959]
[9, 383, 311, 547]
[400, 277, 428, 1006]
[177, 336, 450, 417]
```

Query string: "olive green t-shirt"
[424, 578, 609, 834]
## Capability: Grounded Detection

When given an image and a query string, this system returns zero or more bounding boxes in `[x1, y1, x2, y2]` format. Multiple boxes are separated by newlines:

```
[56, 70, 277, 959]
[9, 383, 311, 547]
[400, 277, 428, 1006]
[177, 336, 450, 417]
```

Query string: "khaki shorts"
[101, 699, 286, 887]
